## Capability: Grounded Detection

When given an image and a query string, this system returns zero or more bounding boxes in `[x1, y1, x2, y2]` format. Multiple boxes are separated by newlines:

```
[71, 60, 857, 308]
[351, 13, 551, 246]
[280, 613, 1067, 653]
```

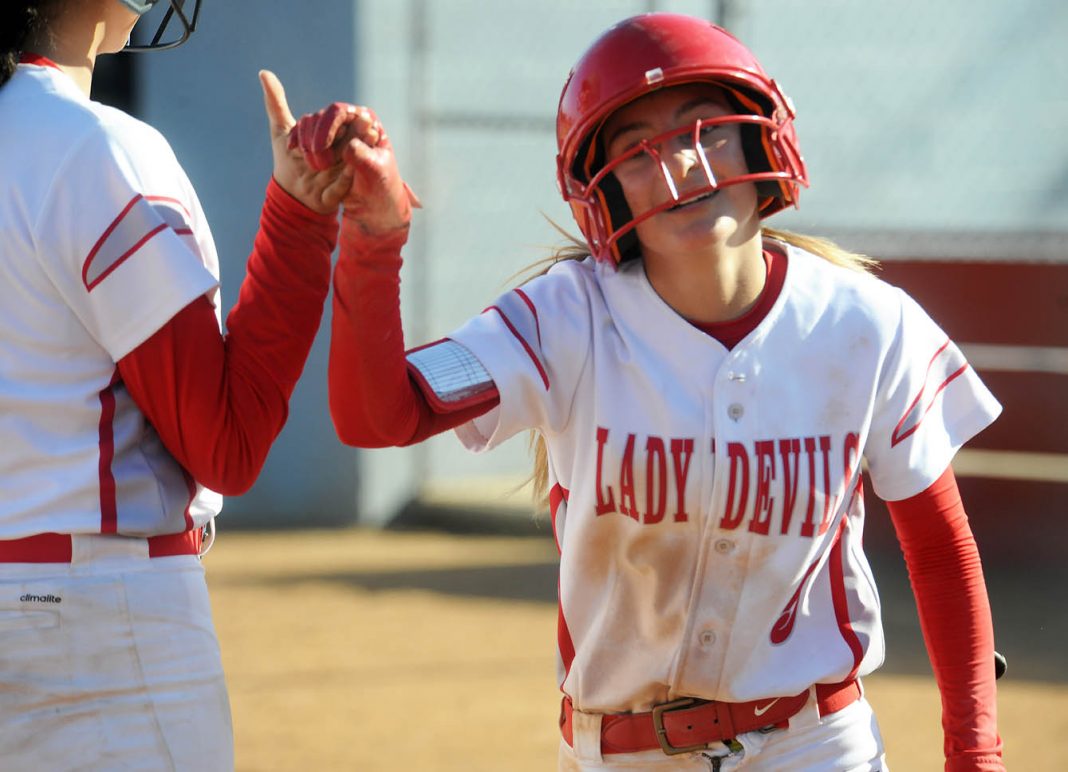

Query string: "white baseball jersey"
[437, 243, 1000, 713]
[0, 60, 221, 539]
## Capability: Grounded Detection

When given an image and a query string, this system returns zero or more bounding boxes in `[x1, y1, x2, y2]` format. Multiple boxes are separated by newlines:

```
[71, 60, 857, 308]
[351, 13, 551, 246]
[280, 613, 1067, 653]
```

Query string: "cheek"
[611, 171, 651, 214]
[707, 144, 750, 178]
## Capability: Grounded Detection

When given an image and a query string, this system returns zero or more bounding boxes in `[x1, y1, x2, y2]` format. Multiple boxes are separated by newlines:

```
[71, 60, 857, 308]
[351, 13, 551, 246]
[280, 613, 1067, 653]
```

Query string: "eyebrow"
[605, 98, 726, 149]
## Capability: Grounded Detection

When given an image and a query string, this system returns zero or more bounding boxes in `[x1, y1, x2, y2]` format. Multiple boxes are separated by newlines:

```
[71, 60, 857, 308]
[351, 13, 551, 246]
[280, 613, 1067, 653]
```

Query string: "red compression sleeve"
[885, 466, 1004, 772]
[328, 218, 497, 448]
[118, 179, 336, 495]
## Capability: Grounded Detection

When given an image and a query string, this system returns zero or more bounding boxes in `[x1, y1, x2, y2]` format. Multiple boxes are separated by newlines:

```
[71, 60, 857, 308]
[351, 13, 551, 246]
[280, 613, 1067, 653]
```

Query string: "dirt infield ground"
[205, 529, 1067, 771]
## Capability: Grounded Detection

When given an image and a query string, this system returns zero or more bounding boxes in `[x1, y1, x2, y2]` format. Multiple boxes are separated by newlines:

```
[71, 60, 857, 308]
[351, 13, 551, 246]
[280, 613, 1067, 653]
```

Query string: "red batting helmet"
[556, 13, 809, 264]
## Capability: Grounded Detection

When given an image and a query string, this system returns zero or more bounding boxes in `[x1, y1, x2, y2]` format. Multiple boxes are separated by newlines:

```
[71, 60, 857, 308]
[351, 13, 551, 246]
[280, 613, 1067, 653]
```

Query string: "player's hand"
[287, 101, 421, 235]
[258, 70, 353, 214]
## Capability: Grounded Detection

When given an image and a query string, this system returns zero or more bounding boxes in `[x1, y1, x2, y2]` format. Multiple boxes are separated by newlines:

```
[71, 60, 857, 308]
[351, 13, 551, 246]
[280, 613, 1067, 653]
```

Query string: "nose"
[664, 145, 700, 185]
[654, 143, 707, 204]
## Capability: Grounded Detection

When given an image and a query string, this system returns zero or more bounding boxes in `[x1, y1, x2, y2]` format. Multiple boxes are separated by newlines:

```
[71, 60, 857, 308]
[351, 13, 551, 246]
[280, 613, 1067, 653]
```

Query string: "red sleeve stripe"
[486, 305, 550, 391]
[97, 370, 120, 534]
[890, 339, 970, 448]
[146, 196, 194, 235]
[83, 194, 195, 291]
[145, 195, 192, 219]
[513, 288, 542, 347]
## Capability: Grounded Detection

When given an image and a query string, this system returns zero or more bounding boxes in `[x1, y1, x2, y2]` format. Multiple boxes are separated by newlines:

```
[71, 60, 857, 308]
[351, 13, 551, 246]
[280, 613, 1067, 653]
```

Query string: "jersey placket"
[670, 342, 754, 698]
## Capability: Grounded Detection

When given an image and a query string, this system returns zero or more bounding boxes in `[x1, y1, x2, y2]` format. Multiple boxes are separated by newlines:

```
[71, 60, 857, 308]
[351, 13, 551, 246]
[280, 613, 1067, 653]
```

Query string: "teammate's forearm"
[887, 468, 1003, 770]
[224, 179, 336, 400]
[118, 180, 336, 495]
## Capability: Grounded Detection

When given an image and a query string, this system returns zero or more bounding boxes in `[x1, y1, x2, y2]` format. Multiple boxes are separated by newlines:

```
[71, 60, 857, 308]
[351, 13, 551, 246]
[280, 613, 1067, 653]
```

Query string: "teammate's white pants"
[0, 535, 232, 771]
[559, 691, 887, 771]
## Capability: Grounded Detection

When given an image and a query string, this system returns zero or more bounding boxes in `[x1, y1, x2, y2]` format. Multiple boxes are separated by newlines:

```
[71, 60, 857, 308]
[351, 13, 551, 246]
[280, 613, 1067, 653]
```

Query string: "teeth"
[671, 191, 715, 210]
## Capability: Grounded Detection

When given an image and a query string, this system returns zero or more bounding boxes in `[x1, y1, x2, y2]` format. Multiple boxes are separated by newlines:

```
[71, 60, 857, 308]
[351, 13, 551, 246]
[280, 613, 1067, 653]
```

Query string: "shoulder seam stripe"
[487, 305, 550, 390]
[513, 288, 542, 347]
[82, 194, 195, 291]
[891, 338, 969, 447]
[84, 224, 168, 291]
[83, 194, 143, 289]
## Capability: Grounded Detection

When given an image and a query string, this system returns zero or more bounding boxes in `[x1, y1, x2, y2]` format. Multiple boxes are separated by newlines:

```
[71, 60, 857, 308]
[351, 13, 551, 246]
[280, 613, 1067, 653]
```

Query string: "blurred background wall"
[96, 0, 1067, 554]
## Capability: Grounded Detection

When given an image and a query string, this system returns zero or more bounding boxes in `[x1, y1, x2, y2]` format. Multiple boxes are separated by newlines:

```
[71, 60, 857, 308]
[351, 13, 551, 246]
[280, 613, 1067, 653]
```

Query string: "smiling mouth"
[667, 190, 718, 211]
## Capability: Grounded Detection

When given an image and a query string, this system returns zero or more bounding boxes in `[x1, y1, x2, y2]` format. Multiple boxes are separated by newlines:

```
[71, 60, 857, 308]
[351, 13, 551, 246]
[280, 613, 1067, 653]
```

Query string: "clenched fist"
[288, 102, 420, 235]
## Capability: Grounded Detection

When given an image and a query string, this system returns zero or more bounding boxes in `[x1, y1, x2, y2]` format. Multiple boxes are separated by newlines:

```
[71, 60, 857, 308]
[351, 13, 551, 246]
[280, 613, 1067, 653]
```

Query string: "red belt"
[0, 530, 201, 563]
[561, 678, 861, 756]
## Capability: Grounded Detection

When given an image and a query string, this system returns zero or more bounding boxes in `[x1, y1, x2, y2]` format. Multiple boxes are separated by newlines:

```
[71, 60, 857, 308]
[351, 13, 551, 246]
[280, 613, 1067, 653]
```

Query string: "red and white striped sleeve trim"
[890, 339, 969, 448]
[82, 194, 195, 291]
[483, 288, 549, 390]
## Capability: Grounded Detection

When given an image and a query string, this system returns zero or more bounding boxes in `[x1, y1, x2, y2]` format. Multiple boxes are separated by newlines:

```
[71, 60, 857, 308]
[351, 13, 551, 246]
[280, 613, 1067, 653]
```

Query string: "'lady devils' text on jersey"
[430, 243, 1000, 715]
[593, 428, 861, 539]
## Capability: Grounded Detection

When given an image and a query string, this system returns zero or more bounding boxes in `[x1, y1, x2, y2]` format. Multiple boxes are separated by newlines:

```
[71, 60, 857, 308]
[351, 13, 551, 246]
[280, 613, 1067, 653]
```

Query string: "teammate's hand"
[287, 102, 421, 235]
[258, 70, 353, 214]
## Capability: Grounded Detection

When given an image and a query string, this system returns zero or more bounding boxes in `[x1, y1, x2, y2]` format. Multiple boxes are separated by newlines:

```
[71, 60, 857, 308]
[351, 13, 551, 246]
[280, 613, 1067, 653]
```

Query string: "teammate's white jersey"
[0, 61, 221, 538]
[444, 243, 1001, 713]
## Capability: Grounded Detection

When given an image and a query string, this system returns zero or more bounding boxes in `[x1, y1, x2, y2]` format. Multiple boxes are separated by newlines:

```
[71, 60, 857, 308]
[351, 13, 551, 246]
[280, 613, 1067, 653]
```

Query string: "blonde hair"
[525, 226, 877, 510]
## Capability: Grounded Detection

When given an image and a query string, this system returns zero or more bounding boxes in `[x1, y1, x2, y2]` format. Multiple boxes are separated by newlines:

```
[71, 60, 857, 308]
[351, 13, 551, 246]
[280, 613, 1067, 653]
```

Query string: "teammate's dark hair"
[0, 0, 58, 88]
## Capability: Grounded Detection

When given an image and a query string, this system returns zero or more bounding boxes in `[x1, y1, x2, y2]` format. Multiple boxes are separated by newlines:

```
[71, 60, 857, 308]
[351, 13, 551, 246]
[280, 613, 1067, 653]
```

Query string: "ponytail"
[1, 1, 57, 88]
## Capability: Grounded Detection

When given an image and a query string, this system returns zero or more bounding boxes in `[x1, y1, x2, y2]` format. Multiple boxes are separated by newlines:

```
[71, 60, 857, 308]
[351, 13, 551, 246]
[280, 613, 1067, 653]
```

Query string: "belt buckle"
[650, 697, 710, 756]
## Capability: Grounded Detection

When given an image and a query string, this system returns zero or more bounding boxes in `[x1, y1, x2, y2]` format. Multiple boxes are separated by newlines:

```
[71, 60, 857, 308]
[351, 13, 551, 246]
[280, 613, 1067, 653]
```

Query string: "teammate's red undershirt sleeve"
[885, 467, 1004, 772]
[328, 218, 498, 448]
[118, 179, 336, 495]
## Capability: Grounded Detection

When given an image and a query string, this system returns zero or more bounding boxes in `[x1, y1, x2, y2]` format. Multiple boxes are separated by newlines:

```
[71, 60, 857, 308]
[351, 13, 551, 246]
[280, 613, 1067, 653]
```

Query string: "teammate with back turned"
[298, 13, 1004, 771]
[0, 1, 350, 768]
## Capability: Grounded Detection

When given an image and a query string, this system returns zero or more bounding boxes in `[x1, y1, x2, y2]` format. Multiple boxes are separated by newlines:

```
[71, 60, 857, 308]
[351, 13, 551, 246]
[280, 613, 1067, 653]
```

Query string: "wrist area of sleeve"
[338, 213, 410, 269]
[264, 177, 340, 251]
[946, 752, 1006, 772]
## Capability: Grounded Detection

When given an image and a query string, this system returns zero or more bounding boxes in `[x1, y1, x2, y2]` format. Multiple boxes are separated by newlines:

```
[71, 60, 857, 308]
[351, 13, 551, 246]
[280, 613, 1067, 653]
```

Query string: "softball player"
[0, 1, 350, 768]
[303, 13, 1003, 771]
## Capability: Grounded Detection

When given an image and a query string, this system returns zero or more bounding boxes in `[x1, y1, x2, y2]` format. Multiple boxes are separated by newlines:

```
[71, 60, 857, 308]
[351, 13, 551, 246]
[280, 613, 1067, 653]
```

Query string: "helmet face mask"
[575, 112, 799, 261]
[555, 13, 809, 265]
[121, 0, 202, 52]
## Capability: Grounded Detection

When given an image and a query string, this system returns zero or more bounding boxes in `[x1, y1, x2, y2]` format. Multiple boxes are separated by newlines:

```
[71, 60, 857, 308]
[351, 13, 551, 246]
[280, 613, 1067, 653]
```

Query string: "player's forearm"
[119, 296, 279, 494]
[886, 467, 1004, 771]
[222, 179, 336, 401]
[328, 220, 424, 447]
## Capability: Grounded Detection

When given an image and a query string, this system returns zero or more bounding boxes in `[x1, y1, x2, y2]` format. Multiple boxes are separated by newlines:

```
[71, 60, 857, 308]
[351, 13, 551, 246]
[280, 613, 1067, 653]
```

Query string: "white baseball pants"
[0, 535, 232, 771]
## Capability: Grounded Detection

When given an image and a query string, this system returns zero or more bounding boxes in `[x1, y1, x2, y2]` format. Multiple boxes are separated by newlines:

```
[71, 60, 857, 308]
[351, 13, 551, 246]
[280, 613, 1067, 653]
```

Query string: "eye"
[610, 139, 656, 172]
[609, 135, 646, 161]
[698, 124, 730, 151]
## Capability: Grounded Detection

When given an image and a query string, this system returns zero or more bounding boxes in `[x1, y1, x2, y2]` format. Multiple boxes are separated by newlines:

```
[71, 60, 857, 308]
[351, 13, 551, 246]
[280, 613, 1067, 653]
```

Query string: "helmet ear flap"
[598, 174, 641, 264]
[720, 86, 792, 214]
[574, 128, 641, 264]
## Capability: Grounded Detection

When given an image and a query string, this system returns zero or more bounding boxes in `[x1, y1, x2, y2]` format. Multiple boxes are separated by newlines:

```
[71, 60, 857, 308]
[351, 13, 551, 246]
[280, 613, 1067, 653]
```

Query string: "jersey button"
[728, 403, 744, 421]
[714, 538, 734, 554]
[699, 629, 717, 648]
